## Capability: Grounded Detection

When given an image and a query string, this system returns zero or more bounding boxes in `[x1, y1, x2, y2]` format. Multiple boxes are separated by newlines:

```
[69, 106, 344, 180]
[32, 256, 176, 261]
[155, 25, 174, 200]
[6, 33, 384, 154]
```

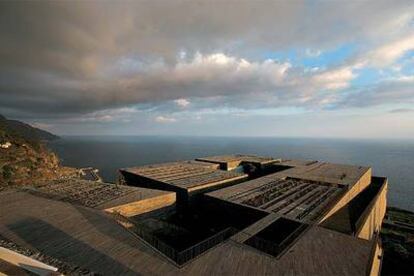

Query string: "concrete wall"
[120, 170, 180, 192]
[105, 193, 176, 217]
[369, 237, 383, 276]
[224, 160, 242, 170]
[187, 174, 248, 195]
[356, 178, 388, 240]
[319, 168, 372, 223]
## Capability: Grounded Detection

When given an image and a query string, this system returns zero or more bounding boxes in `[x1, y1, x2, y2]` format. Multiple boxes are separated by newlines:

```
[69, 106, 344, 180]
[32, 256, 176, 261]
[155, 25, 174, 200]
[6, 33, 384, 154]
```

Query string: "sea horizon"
[59, 134, 414, 142]
[50, 135, 414, 212]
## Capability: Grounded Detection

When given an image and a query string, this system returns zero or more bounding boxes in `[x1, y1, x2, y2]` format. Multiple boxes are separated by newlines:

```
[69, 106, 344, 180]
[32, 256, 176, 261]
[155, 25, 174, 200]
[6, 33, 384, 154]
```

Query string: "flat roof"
[208, 176, 344, 223]
[207, 161, 371, 222]
[25, 179, 172, 209]
[275, 161, 371, 187]
[124, 160, 221, 170]
[0, 190, 374, 275]
[278, 159, 318, 167]
[196, 154, 278, 165]
[121, 161, 247, 191]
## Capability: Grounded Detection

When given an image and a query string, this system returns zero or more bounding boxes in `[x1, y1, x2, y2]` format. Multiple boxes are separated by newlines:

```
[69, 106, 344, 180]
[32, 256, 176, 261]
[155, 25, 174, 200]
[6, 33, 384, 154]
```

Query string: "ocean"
[50, 136, 414, 212]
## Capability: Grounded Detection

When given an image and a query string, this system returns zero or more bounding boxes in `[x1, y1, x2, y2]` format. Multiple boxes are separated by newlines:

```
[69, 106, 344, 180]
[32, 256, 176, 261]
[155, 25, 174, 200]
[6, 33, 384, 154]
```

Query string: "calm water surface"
[50, 136, 414, 211]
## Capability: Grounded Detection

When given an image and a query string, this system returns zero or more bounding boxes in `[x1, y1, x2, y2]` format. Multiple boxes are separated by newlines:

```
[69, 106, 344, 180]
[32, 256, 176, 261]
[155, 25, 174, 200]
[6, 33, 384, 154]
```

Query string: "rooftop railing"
[112, 213, 237, 266]
[244, 222, 307, 258]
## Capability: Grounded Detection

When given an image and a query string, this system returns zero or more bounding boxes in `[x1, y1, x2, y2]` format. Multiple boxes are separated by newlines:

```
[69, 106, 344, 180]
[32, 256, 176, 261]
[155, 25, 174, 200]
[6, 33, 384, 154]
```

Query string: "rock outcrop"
[0, 115, 76, 186]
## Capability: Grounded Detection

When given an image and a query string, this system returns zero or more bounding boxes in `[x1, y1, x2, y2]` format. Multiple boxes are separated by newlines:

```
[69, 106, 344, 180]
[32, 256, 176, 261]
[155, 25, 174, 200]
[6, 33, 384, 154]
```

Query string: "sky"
[1, 1, 414, 138]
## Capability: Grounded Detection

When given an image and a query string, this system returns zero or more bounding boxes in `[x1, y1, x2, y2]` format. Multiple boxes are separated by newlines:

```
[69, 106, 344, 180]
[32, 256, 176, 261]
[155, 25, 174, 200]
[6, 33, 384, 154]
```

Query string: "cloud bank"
[0, 1, 414, 137]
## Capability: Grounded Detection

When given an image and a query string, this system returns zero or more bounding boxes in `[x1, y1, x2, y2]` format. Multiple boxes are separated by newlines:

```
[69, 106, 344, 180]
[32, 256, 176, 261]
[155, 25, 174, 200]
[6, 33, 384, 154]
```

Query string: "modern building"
[0, 154, 387, 275]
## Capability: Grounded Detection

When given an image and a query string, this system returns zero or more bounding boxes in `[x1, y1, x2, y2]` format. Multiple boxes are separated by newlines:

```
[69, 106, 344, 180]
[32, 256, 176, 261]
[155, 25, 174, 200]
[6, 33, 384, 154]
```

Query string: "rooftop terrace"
[0, 155, 386, 275]
[275, 161, 371, 188]
[23, 179, 176, 217]
[211, 177, 344, 222]
[0, 189, 377, 275]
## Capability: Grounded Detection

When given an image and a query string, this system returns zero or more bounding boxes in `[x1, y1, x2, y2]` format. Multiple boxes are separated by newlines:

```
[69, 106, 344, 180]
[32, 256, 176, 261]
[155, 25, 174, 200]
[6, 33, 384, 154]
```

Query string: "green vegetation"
[0, 114, 59, 152]
[2, 165, 14, 180]
[0, 114, 68, 186]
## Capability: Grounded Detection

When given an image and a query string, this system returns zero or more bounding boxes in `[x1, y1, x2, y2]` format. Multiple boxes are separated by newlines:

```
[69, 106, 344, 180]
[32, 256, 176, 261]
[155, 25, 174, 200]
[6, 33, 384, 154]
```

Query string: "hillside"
[0, 115, 59, 142]
[0, 115, 76, 186]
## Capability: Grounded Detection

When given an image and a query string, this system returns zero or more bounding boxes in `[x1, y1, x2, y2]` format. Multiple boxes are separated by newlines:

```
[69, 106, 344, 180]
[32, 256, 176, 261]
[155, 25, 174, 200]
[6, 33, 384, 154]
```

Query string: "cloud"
[389, 108, 414, 113]
[154, 115, 177, 123]
[30, 122, 53, 130]
[62, 107, 138, 123]
[393, 75, 414, 82]
[1, 0, 414, 123]
[311, 66, 355, 90]
[362, 33, 414, 68]
[338, 77, 414, 108]
[174, 98, 190, 108]
[0, 52, 296, 115]
[305, 49, 322, 57]
[3, 0, 411, 74]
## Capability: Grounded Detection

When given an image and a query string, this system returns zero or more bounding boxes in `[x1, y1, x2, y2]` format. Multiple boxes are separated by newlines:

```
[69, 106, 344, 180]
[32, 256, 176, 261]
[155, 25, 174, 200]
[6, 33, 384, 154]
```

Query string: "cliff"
[0, 115, 76, 186]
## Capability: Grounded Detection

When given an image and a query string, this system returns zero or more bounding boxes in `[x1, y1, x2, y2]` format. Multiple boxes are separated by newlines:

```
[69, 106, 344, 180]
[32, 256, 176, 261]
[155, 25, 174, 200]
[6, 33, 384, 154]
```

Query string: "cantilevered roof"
[278, 159, 318, 167]
[121, 160, 247, 191]
[196, 154, 279, 167]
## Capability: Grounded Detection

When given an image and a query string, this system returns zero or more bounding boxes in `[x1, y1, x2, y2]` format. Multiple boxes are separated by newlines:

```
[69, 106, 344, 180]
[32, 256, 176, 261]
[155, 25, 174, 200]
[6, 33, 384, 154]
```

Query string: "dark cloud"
[337, 79, 414, 108]
[389, 108, 414, 113]
[0, 0, 413, 119]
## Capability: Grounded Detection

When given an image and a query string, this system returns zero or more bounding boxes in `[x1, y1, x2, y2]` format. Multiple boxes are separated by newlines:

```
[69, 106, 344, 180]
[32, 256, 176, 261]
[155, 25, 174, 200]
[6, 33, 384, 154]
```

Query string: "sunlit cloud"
[174, 98, 190, 108]
[1, 1, 414, 137]
[154, 115, 177, 123]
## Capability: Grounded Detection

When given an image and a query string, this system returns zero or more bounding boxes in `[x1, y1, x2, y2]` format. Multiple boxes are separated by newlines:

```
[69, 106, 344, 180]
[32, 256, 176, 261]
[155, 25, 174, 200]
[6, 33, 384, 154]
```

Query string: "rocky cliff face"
[0, 115, 76, 186]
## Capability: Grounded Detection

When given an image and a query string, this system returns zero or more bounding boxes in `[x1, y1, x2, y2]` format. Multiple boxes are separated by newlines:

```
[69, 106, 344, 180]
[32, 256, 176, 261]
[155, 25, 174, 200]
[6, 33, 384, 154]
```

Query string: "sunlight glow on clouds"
[1, 1, 414, 137]
[174, 98, 190, 108]
[155, 116, 177, 123]
[361, 33, 414, 68]
[312, 66, 355, 90]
